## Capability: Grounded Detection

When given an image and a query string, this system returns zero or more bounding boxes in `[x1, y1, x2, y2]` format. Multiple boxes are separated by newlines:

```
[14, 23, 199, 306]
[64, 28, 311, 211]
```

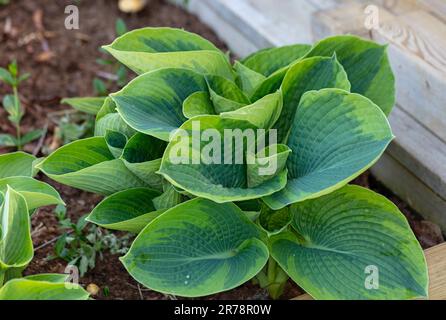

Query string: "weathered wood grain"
[418, 0, 446, 21]
[371, 10, 446, 142]
[369, 0, 419, 15]
[386, 107, 446, 200]
[424, 242, 446, 300]
[312, 2, 375, 40]
[293, 243, 446, 300]
[186, 0, 342, 56]
[371, 149, 446, 233]
[185, 0, 260, 57]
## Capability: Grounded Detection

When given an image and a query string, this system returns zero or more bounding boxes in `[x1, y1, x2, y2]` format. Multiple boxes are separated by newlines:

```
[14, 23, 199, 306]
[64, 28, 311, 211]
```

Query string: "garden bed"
[0, 0, 444, 300]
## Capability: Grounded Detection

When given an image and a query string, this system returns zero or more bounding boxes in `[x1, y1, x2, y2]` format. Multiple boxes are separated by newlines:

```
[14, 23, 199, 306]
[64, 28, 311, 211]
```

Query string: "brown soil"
[0, 0, 444, 300]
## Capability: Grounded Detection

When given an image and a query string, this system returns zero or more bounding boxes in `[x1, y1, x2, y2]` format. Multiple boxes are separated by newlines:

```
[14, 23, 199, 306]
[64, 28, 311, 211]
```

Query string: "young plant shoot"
[0, 61, 44, 150]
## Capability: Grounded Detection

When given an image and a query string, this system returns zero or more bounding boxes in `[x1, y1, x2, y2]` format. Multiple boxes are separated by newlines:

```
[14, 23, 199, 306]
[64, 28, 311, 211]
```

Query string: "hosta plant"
[0, 152, 89, 300]
[36, 27, 428, 300]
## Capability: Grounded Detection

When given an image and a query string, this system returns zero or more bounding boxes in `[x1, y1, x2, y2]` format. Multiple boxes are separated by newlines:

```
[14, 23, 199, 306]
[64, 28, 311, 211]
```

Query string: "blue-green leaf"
[270, 185, 428, 300]
[305, 35, 395, 115]
[264, 89, 393, 209]
[112, 68, 208, 141]
[103, 27, 234, 80]
[121, 198, 269, 297]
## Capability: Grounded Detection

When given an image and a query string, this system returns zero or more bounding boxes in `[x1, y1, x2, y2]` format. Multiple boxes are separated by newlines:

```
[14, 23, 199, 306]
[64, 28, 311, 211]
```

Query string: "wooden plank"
[312, 0, 419, 40]
[185, 0, 261, 57]
[201, 0, 281, 48]
[386, 107, 446, 200]
[293, 243, 446, 300]
[424, 242, 446, 299]
[417, 0, 446, 21]
[312, 2, 378, 40]
[371, 150, 446, 234]
[391, 10, 446, 74]
[371, 10, 446, 142]
[369, 0, 419, 15]
[243, 0, 337, 44]
[188, 0, 341, 53]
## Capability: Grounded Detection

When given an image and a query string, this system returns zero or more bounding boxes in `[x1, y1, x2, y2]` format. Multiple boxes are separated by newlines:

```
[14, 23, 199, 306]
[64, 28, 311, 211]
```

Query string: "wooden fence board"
[386, 107, 446, 200]
[186, 0, 260, 57]
[371, 11, 446, 142]
[418, 0, 446, 21]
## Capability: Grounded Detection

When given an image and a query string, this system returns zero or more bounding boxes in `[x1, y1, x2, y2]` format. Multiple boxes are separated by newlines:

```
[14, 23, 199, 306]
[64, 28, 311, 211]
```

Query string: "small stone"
[119, 0, 147, 13]
[87, 283, 100, 296]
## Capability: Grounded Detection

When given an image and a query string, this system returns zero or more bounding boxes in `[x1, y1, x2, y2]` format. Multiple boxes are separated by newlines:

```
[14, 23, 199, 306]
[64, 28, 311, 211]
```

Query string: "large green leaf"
[152, 184, 183, 210]
[0, 152, 36, 178]
[0, 177, 64, 210]
[234, 61, 266, 97]
[237, 45, 313, 102]
[62, 97, 106, 115]
[103, 27, 233, 80]
[37, 137, 148, 195]
[305, 35, 395, 115]
[121, 133, 165, 190]
[24, 273, 69, 283]
[159, 115, 288, 203]
[274, 55, 351, 142]
[112, 68, 208, 141]
[246, 144, 291, 188]
[0, 187, 33, 270]
[87, 188, 162, 233]
[96, 96, 116, 121]
[0, 277, 89, 300]
[206, 75, 250, 114]
[121, 198, 269, 297]
[263, 89, 393, 210]
[258, 205, 291, 235]
[241, 44, 312, 77]
[270, 185, 428, 300]
[105, 130, 127, 158]
[95, 96, 135, 138]
[250, 67, 288, 102]
[95, 113, 136, 138]
[220, 91, 282, 129]
[182, 91, 215, 118]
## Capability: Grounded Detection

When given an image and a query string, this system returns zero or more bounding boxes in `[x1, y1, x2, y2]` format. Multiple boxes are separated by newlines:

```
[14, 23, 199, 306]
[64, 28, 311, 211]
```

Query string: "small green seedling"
[94, 18, 129, 92]
[49, 204, 131, 277]
[56, 18, 130, 146]
[0, 61, 44, 150]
